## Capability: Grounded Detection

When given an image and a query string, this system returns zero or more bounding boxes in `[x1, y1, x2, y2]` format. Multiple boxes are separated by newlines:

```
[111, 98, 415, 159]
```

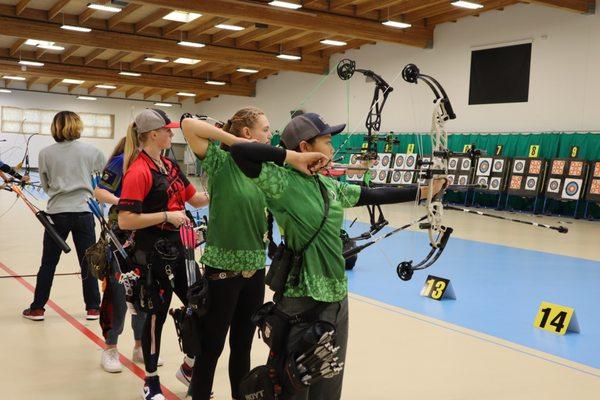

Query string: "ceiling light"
[177, 92, 196, 97]
[62, 78, 85, 84]
[174, 58, 201, 65]
[119, 71, 141, 77]
[3, 75, 27, 81]
[215, 24, 245, 31]
[0, 89, 11, 93]
[277, 54, 301, 61]
[236, 68, 259, 74]
[178, 41, 205, 48]
[87, 3, 122, 13]
[206, 80, 226, 86]
[95, 84, 117, 89]
[268, 1, 302, 9]
[38, 44, 65, 51]
[320, 39, 347, 46]
[154, 103, 173, 107]
[18, 60, 45, 67]
[451, 1, 484, 9]
[163, 11, 202, 23]
[61, 25, 92, 33]
[77, 96, 97, 101]
[382, 20, 411, 29]
[25, 39, 54, 47]
[145, 57, 170, 63]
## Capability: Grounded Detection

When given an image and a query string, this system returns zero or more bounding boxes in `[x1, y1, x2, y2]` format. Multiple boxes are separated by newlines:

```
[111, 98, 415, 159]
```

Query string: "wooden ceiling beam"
[130, 54, 147, 69]
[15, 0, 33, 15]
[84, 48, 106, 65]
[61, 46, 80, 63]
[48, 0, 71, 20]
[211, 65, 240, 80]
[47, 79, 61, 91]
[211, 21, 254, 44]
[282, 32, 329, 52]
[161, 90, 178, 101]
[108, 3, 143, 28]
[26, 76, 40, 89]
[0, 57, 255, 97]
[427, 0, 518, 25]
[143, 87, 163, 99]
[0, 16, 326, 74]
[388, 0, 448, 18]
[188, 17, 228, 37]
[9, 39, 27, 56]
[135, 8, 171, 33]
[258, 28, 303, 50]
[107, 51, 130, 67]
[520, 0, 594, 13]
[128, 0, 432, 47]
[79, 0, 110, 23]
[235, 26, 283, 46]
[356, 0, 405, 15]
[126, 86, 144, 98]
[107, 86, 122, 96]
[329, 0, 360, 10]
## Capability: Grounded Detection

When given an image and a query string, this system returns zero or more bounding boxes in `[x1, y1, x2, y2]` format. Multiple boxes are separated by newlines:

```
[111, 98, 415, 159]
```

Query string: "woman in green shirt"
[181, 108, 273, 400]
[230, 112, 446, 400]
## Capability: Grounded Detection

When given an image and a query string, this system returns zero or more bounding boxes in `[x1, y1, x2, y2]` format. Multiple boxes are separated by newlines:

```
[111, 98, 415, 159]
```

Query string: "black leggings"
[140, 251, 190, 374]
[192, 267, 265, 400]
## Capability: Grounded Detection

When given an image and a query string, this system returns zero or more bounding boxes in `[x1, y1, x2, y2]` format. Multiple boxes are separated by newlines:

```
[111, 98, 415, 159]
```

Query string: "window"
[1, 107, 114, 138]
[469, 42, 532, 105]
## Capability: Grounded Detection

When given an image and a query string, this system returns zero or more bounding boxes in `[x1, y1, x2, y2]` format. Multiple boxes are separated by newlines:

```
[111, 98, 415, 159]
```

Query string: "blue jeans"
[30, 212, 100, 310]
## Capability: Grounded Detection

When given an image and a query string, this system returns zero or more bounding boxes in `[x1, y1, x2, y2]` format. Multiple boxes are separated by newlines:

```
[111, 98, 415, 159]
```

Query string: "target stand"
[504, 157, 547, 214]
[542, 158, 589, 219]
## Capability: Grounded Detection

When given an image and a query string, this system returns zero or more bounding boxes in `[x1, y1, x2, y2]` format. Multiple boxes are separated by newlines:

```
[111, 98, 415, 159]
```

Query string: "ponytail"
[124, 123, 141, 172]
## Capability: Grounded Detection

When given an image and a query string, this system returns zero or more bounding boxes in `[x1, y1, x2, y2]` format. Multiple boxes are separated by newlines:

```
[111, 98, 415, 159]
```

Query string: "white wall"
[0, 88, 203, 167]
[198, 3, 600, 135]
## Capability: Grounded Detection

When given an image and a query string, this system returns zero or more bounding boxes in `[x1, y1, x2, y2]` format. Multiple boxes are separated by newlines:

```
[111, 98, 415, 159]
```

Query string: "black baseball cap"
[281, 113, 345, 149]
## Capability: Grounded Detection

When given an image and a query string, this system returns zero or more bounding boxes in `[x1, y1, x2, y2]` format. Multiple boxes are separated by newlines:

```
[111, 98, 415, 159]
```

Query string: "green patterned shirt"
[254, 164, 361, 302]
[199, 143, 269, 271]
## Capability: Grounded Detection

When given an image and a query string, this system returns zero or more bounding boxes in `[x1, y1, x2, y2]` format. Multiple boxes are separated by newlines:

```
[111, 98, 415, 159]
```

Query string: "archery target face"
[562, 178, 583, 200]
[489, 177, 502, 191]
[405, 154, 416, 170]
[492, 159, 505, 173]
[458, 175, 469, 186]
[568, 161, 583, 177]
[477, 157, 493, 176]
[402, 172, 414, 184]
[446, 174, 455, 187]
[378, 153, 392, 169]
[448, 157, 459, 170]
[590, 179, 600, 195]
[525, 176, 538, 192]
[372, 170, 388, 184]
[461, 158, 472, 171]
[510, 175, 523, 190]
[547, 178, 561, 194]
[513, 159, 526, 174]
[477, 176, 488, 188]
[391, 171, 402, 184]
[529, 159, 542, 175]
[551, 160, 566, 175]
[369, 169, 377, 180]
[594, 162, 600, 178]
[395, 154, 406, 168]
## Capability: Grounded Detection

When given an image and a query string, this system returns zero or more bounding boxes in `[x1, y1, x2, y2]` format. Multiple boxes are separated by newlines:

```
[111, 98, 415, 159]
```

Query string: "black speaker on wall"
[469, 43, 532, 105]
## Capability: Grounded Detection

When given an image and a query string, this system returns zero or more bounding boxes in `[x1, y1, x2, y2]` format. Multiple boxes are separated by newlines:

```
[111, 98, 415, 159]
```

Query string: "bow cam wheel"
[397, 261, 414, 281]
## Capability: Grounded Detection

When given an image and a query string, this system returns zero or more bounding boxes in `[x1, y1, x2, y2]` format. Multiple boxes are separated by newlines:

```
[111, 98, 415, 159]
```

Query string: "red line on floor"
[0, 261, 182, 400]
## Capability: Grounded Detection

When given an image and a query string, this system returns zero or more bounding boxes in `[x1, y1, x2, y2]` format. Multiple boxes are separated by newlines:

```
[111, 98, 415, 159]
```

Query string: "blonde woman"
[181, 108, 271, 400]
[23, 111, 105, 321]
[117, 108, 208, 400]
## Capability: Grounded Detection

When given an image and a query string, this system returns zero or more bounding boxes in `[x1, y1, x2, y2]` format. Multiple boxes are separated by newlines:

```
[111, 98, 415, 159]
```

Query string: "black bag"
[239, 365, 277, 400]
[170, 307, 202, 356]
[265, 177, 330, 297]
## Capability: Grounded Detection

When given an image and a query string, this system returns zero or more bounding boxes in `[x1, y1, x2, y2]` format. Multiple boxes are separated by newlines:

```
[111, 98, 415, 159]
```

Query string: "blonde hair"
[51, 111, 83, 142]
[110, 137, 126, 160]
[222, 107, 265, 138]
[123, 123, 150, 171]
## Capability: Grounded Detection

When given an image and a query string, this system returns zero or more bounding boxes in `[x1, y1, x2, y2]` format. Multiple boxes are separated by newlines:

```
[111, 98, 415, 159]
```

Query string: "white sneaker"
[132, 347, 163, 366]
[101, 348, 123, 373]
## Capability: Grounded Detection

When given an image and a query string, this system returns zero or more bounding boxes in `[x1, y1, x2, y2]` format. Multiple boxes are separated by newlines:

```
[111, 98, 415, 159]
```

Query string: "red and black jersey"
[118, 151, 196, 230]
